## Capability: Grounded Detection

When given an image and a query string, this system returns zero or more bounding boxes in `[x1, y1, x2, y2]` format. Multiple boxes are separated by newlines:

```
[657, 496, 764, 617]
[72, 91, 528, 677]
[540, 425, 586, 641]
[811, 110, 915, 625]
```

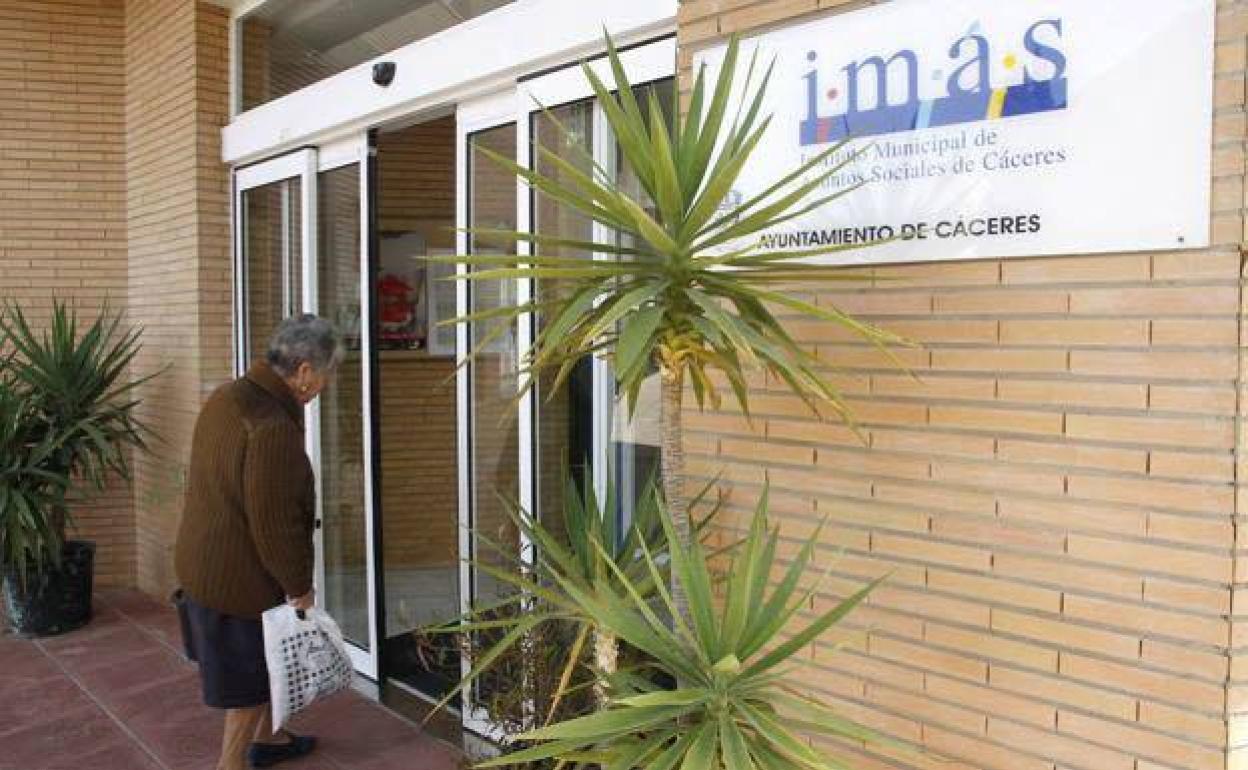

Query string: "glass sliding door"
[373, 116, 464, 704]
[468, 121, 521, 585]
[241, 179, 302, 365]
[315, 158, 372, 657]
[310, 139, 379, 679]
[447, 38, 675, 738]
[234, 141, 380, 680]
[531, 98, 595, 533]
[463, 120, 522, 731]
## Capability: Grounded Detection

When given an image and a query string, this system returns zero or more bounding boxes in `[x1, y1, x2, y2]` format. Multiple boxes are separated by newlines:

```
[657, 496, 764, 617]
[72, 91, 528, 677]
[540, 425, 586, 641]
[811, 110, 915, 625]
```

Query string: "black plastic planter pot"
[2, 540, 95, 637]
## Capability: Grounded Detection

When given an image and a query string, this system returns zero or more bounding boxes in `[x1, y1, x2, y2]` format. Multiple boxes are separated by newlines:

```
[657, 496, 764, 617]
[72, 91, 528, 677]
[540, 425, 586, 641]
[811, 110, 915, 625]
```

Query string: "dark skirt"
[175, 589, 270, 709]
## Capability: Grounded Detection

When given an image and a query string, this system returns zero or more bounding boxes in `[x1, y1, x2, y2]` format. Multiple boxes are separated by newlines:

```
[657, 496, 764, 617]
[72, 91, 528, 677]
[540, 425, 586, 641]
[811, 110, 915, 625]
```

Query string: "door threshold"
[386, 677, 460, 716]
[380, 678, 464, 747]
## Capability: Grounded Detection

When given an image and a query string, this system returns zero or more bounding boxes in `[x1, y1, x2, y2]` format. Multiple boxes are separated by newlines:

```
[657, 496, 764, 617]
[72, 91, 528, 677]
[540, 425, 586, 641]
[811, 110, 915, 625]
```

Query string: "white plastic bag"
[262, 604, 353, 731]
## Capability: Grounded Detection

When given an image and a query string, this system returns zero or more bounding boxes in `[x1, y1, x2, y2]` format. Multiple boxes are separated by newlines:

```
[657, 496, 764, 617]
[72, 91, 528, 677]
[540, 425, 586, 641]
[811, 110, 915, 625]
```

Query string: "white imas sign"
[693, 0, 1215, 264]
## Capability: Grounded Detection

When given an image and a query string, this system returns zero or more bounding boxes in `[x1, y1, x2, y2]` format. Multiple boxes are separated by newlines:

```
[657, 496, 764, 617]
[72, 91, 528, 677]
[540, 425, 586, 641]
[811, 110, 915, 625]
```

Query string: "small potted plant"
[0, 300, 159, 636]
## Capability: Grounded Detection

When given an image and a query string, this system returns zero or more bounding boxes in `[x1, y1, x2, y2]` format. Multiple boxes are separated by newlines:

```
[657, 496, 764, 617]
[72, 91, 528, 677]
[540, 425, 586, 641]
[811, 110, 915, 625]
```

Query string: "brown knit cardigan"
[175, 362, 315, 619]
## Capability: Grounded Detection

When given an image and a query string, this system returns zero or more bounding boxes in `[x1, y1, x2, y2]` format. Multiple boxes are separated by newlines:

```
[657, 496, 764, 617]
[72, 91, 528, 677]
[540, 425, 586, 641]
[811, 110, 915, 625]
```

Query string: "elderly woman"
[175, 315, 342, 770]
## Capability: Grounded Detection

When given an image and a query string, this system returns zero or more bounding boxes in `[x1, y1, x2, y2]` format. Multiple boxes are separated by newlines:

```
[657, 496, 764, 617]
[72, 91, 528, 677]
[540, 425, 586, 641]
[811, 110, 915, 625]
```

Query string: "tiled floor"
[0, 589, 463, 770]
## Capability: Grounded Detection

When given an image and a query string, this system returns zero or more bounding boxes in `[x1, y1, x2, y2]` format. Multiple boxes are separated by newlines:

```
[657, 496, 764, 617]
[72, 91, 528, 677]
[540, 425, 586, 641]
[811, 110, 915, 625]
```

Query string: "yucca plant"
[427, 472, 699, 725]
[435, 35, 904, 617]
[480, 488, 885, 770]
[0, 362, 68, 587]
[1, 301, 157, 526]
[0, 300, 160, 633]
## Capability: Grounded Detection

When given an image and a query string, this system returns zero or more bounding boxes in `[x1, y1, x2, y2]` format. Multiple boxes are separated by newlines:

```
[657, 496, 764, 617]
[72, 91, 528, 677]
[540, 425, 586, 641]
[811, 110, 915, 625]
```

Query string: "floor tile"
[74, 646, 193, 707]
[120, 685, 224, 770]
[110, 670, 208, 722]
[0, 706, 131, 770]
[292, 699, 436, 765]
[43, 741, 167, 770]
[137, 612, 189, 652]
[351, 737, 464, 770]
[97, 591, 195, 656]
[97, 589, 171, 618]
[41, 623, 167, 675]
[0, 641, 62, 688]
[0, 676, 95, 737]
[254, 752, 343, 770]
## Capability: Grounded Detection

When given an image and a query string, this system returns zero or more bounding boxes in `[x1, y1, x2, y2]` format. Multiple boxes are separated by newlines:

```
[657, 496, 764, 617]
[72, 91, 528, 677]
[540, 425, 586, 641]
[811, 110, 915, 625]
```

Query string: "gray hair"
[266, 314, 344, 377]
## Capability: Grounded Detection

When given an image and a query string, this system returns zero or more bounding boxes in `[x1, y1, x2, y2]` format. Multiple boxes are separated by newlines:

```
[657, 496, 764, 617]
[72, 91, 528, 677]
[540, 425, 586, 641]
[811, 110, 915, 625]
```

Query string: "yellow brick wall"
[125, 0, 232, 599]
[677, 2, 1247, 770]
[0, 0, 133, 586]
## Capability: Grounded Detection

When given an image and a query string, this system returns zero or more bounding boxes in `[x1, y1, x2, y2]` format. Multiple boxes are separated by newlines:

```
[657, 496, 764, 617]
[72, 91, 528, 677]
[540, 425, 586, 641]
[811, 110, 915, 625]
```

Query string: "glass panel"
[374, 118, 463, 699]
[315, 163, 370, 649]
[239, 0, 517, 112]
[243, 177, 301, 364]
[608, 81, 672, 523]
[531, 99, 595, 527]
[467, 122, 520, 714]
[526, 106, 599, 726]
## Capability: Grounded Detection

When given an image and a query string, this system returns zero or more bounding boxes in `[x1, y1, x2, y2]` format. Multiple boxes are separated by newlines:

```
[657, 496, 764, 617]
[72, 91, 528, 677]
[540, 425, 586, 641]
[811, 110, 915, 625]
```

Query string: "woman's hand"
[288, 589, 315, 611]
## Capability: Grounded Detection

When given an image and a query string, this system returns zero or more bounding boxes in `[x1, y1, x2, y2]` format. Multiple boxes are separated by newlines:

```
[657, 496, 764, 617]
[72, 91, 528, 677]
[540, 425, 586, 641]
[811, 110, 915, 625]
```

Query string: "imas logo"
[800, 19, 1067, 146]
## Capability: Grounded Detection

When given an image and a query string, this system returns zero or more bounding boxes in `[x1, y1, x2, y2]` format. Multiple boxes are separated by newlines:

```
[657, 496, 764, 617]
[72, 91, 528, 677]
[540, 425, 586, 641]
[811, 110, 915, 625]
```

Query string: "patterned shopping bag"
[262, 604, 353, 730]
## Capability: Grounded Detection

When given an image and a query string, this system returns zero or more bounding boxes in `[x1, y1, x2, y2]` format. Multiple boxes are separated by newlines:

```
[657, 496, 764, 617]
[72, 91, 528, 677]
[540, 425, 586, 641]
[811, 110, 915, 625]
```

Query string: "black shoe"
[248, 733, 317, 768]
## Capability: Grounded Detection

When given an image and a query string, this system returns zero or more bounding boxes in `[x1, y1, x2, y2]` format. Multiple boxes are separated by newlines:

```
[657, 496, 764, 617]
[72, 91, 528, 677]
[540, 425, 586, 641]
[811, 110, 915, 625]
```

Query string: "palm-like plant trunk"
[592, 626, 618, 705]
[660, 368, 690, 626]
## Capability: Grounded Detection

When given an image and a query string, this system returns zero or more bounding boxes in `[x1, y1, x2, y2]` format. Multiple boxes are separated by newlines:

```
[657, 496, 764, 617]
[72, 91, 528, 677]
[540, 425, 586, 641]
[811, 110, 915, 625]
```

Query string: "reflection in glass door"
[235, 155, 308, 371]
